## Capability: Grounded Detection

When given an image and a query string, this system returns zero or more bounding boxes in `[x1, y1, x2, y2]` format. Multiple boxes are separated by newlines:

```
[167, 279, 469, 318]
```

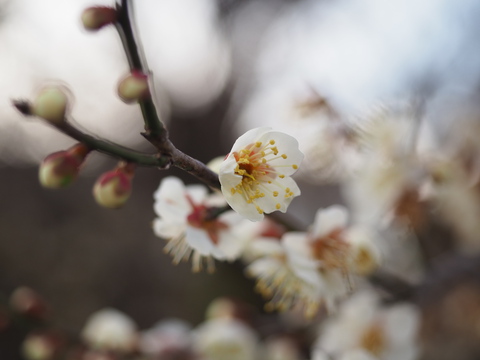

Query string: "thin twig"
[114, 0, 221, 189]
[11, 100, 170, 168]
[114, 0, 166, 139]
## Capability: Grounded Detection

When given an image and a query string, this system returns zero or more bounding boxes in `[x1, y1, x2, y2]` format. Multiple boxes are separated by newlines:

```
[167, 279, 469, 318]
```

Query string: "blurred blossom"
[193, 317, 259, 360]
[140, 319, 194, 358]
[246, 205, 380, 316]
[343, 106, 432, 228]
[153, 176, 252, 272]
[81, 308, 138, 353]
[315, 290, 420, 360]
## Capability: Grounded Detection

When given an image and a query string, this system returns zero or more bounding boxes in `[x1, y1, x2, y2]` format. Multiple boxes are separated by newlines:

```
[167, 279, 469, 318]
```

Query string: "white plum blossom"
[81, 308, 138, 353]
[219, 127, 304, 221]
[193, 318, 260, 360]
[344, 107, 432, 228]
[246, 237, 322, 317]
[246, 205, 381, 316]
[153, 176, 250, 272]
[316, 290, 420, 360]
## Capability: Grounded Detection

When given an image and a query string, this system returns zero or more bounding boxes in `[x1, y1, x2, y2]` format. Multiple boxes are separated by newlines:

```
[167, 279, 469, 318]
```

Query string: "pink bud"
[117, 71, 150, 103]
[81, 6, 117, 31]
[39, 144, 90, 189]
[93, 164, 135, 209]
[32, 86, 69, 124]
[10, 287, 49, 320]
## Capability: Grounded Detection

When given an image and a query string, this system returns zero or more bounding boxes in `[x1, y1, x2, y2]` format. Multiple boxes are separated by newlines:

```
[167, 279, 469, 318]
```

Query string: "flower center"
[229, 140, 297, 215]
[185, 197, 228, 244]
[310, 228, 350, 270]
[360, 323, 386, 356]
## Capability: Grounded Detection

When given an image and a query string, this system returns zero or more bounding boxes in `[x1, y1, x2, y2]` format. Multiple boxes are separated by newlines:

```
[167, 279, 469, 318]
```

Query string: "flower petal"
[311, 205, 348, 238]
[256, 131, 304, 176]
[153, 177, 191, 220]
[229, 127, 272, 152]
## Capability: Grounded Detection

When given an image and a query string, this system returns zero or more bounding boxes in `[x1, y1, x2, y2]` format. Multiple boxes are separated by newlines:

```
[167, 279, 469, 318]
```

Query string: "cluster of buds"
[39, 144, 135, 209]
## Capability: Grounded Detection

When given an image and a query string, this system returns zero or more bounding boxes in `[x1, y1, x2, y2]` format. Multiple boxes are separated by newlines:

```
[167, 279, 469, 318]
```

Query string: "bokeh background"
[2, 0, 480, 358]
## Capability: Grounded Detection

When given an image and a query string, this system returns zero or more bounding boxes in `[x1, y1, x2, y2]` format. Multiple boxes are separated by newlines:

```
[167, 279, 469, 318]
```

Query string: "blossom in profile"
[153, 176, 250, 272]
[316, 290, 420, 360]
[219, 127, 303, 221]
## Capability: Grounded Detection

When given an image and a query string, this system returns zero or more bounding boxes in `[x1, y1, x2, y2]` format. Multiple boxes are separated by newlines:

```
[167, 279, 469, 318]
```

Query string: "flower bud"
[93, 164, 135, 209]
[32, 86, 69, 124]
[81, 7, 117, 31]
[117, 71, 150, 103]
[22, 332, 63, 360]
[39, 144, 90, 189]
[10, 287, 48, 321]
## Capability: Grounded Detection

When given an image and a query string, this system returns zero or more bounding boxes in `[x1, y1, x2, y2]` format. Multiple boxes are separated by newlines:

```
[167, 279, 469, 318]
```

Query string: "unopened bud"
[10, 287, 48, 321]
[22, 332, 63, 360]
[117, 71, 150, 103]
[93, 164, 135, 209]
[81, 7, 117, 31]
[39, 144, 90, 189]
[32, 86, 69, 124]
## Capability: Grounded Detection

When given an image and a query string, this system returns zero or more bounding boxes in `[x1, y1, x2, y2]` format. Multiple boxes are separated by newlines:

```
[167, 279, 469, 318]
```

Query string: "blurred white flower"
[344, 107, 431, 228]
[193, 318, 259, 360]
[153, 176, 250, 272]
[246, 237, 322, 317]
[428, 159, 480, 252]
[219, 127, 303, 221]
[140, 319, 194, 358]
[81, 308, 138, 353]
[316, 290, 420, 360]
[246, 205, 380, 316]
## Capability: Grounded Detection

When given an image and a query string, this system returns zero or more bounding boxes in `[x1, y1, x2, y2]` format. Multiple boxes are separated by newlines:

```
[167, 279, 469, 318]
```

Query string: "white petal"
[185, 226, 225, 259]
[229, 127, 272, 152]
[216, 213, 251, 260]
[153, 218, 186, 239]
[185, 184, 209, 205]
[257, 131, 304, 176]
[384, 304, 420, 346]
[245, 238, 284, 258]
[311, 205, 349, 238]
[255, 176, 301, 214]
[246, 258, 281, 277]
[153, 176, 191, 220]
